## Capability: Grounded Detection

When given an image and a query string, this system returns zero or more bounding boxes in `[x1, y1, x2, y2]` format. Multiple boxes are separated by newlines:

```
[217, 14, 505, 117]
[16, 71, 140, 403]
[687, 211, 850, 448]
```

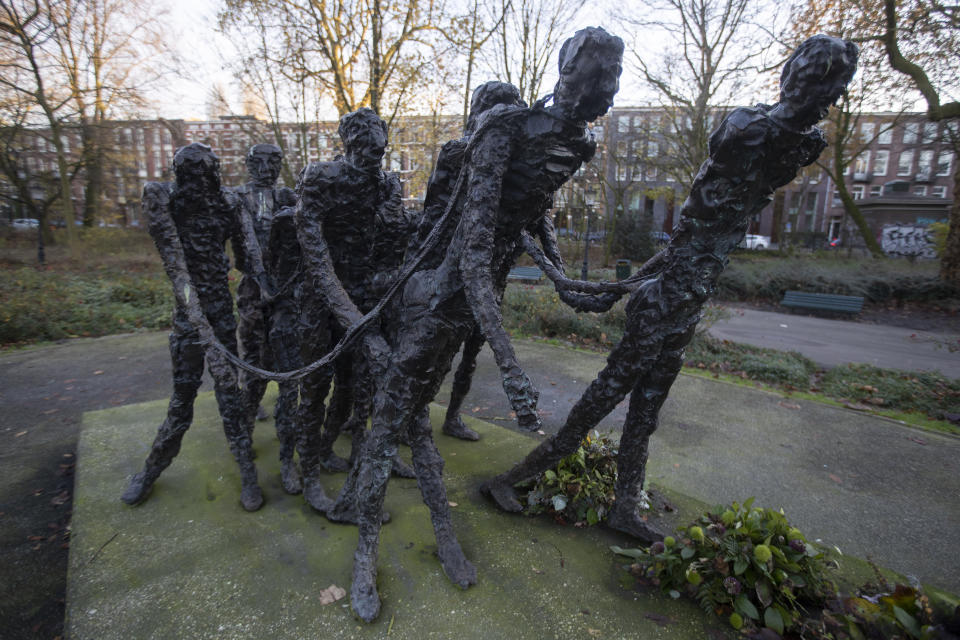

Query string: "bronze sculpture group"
[121, 28, 858, 623]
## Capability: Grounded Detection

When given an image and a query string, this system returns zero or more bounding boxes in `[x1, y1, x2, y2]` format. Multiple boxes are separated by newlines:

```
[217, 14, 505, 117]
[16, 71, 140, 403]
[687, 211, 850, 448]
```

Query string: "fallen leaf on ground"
[93, 370, 104, 375]
[448, 501, 458, 507]
[908, 437, 927, 445]
[536, 430, 546, 436]
[532, 566, 544, 575]
[778, 401, 801, 410]
[43, 409, 58, 415]
[843, 402, 873, 412]
[15, 431, 27, 437]
[587, 629, 602, 637]
[318, 584, 346, 605]
[472, 406, 481, 413]
[828, 473, 843, 484]
[50, 492, 69, 506]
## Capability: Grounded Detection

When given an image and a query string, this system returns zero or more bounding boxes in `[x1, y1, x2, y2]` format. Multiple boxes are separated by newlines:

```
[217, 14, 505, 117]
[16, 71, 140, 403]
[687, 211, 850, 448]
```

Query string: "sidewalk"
[707, 305, 960, 378]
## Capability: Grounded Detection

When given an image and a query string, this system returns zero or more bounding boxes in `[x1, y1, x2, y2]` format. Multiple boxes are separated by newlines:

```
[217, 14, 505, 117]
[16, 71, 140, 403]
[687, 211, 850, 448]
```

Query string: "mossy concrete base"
[68, 389, 732, 639]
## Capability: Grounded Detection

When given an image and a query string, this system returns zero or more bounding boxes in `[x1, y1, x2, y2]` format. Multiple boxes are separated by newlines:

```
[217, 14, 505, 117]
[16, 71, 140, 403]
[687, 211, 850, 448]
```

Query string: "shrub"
[519, 431, 623, 526]
[820, 363, 960, 420]
[685, 335, 817, 388]
[613, 499, 833, 636]
[501, 284, 626, 346]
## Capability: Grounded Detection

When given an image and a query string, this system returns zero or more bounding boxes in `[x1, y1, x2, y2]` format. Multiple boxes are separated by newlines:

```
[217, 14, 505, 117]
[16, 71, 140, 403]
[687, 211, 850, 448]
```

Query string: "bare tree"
[221, 0, 443, 119]
[0, 0, 79, 244]
[882, 0, 960, 284]
[619, 0, 769, 194]
[487, 0, 584, 106]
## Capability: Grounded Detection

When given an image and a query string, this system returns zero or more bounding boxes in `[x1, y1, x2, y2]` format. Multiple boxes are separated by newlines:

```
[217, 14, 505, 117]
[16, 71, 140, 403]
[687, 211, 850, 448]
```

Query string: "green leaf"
[680, 546, 695, 560]
[756, 578, 773, 608]
[609, 545, 646, 559]
[743, 497, 755, 511]
[586, 508, 599, 526]
[734, 558, 749, 575]
[764, 606, 785, 634]
[892, 605, 923, 639]
[551, 494, 567, 512]
[669, 590, 681, 599]
[735, 594, 760, 620]
[544, 470, 557, 482]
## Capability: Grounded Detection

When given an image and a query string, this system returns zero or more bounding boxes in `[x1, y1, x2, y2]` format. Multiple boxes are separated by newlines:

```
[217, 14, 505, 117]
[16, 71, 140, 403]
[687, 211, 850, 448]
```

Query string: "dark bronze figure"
[121, 143, 263, 511]
[313, 28, 625, 621]
[482, 35, 859, 542]
[295, 107, 409, 510]
[233, 144, 302, 493]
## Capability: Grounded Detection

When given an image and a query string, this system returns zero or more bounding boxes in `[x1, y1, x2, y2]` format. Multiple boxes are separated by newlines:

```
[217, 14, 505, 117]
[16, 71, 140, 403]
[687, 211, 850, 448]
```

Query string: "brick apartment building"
[3, 109, 954, 250]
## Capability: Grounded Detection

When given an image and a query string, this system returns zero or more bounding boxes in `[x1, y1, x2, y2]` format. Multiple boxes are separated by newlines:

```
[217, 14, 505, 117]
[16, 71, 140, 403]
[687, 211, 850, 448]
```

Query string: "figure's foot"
[318, 452, 350, 473]
[516, 411, 542, 432]
[256, 405, 269, 421]
[442, 416, 480, 441]
[391, 455, 416, 479]
[606, 505, 663, 544]
[280, 459, 303, 495]
[303, 476, 334, 513]
[350, 560, 381, 622]
[437, 539, 477, 589]
[240, 482, 264, 512]
[479, 478, 523, 512]
[121, 471, 154, 506]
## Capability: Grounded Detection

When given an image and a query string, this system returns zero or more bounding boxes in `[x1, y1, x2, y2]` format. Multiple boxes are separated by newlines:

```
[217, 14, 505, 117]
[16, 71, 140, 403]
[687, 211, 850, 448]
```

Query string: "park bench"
[507, 266, 543, 283]
[780, 290, 864, 315]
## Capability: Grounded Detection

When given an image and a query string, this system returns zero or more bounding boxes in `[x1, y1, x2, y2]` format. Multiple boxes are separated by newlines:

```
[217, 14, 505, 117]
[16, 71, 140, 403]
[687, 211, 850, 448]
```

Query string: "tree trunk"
[939, 162, 960, 286]
[81, 122, 104, 226]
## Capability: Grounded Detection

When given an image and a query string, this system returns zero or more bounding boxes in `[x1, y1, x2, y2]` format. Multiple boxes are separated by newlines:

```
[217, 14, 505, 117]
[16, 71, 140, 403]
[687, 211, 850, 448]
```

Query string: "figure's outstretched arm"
[458, 129, 540, 430]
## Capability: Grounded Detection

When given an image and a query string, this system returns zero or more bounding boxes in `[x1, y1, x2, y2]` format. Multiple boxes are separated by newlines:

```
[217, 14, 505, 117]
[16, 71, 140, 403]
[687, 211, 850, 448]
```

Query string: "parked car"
[12, 218, 40, 230]
[740, 234, 770, 250]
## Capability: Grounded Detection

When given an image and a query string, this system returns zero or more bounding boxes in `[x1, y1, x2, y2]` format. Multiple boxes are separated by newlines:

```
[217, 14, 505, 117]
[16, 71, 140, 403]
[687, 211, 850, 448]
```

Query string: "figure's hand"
[503, 369, 541, 431]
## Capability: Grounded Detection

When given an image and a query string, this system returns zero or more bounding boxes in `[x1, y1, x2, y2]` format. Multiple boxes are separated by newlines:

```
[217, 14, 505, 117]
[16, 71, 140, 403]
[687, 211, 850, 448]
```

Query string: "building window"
[617, 117, 630, 133]
[922, 122, 938, 143]
[854, 151, 870, 175]
[918, 149, 934, 175]
[805, 192, 818, 215]
[937, 151, 953, 176]
[832, 190, 841, 205]
[860, 121, 875, 142]
[873, 150, 889, 175]
[903, 122, 919, 144]
[932, 186, 947, 198]
[913, 186, 927, 196]
[898, 150, 914, 175]
[877, 125, 893, 144]
[852, 185, 864, 199]
[870, 185, 882, 197]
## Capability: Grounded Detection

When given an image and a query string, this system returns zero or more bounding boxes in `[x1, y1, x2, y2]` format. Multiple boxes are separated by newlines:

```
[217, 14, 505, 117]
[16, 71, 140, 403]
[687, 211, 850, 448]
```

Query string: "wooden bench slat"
[781, 290, 864, 314]
[507, 266, 543, 282]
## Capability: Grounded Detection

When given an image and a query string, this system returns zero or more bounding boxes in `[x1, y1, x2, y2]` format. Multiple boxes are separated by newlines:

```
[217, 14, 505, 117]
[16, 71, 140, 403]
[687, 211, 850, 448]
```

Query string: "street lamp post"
[581, 189, 596, 280]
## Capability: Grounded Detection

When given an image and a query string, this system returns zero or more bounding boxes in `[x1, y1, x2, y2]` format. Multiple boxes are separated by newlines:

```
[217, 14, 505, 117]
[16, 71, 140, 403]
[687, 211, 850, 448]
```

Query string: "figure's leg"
[481, 328, 660, 512]
[344, 318, 470, 621]
[269, 298, 303, 495]
[237, 276, 268, 431]
[606, 326, 692, 542]
[208, 307, 263, 512]
[408, 406, 476, 586]
[313, 354, 355, 473]
[441, 327, 483, 441]
[297, 304, 335, 512]
[122, 316, 203, 505]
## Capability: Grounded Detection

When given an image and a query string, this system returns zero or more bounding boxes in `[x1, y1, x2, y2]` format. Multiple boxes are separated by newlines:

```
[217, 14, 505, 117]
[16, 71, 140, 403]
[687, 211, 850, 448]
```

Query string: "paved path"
[707, 306, 960, 378]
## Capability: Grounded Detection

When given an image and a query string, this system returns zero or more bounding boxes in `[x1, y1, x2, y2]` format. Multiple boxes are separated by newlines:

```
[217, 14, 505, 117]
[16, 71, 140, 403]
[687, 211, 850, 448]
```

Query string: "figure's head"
[245, 143, 283, 187]
[173, 143, 220, 192]
[552, 27, 624, 122]
[338, 107, 388, 169]
[465, 81, 526, 135]
[780, 35, 858, 126]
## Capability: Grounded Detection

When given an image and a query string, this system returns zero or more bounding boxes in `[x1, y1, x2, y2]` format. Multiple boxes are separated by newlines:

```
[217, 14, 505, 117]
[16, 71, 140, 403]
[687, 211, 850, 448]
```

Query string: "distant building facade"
[3, 109, 954, 248]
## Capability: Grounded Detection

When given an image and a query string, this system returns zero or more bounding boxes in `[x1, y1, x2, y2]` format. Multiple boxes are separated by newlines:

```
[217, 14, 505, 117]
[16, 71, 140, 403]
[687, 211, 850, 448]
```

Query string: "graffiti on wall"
[881, 224, 936, 259]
